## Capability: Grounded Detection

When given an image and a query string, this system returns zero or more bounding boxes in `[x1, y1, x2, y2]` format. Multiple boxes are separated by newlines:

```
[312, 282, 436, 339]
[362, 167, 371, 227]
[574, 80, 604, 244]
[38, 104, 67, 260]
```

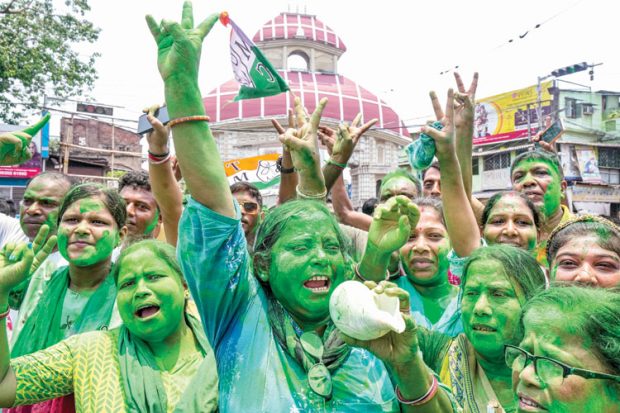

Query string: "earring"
[184, 290, 190, 300]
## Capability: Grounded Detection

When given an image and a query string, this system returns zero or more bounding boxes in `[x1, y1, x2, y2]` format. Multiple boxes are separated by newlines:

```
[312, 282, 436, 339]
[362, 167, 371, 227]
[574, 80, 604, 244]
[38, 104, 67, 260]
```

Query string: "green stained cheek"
[43, 210, 59, 234]
[144, 209, 160, 235]
[542, 181, 561, 218]
[57, 228, 69, 260]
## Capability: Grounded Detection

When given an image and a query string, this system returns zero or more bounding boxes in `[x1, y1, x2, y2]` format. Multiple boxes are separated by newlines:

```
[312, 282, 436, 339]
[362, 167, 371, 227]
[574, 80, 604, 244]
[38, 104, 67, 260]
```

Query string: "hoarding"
[474, 81, 553, 145]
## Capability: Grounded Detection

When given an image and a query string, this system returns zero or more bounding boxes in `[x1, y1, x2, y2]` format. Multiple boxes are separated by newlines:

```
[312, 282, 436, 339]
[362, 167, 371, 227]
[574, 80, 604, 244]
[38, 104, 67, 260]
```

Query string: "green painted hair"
[379, 168, 422, 196]
[253, 200, 353, 284]
[522, 284, 620, 377]
[112, 239, 182, 284]
[510, 149, 564, 181]
[462, 244, 547, 302]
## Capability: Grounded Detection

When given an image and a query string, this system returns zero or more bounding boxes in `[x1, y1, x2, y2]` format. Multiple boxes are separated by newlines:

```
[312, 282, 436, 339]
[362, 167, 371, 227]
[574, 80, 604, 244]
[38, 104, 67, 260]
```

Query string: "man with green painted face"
[118, 170, 162, 240]
[510, 150, 573, 266]
[9, 173, 74, 314]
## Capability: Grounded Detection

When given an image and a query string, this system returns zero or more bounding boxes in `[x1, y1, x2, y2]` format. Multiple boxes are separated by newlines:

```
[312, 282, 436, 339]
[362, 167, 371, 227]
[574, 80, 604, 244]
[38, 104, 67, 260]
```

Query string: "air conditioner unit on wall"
[582, 105, 594, 115]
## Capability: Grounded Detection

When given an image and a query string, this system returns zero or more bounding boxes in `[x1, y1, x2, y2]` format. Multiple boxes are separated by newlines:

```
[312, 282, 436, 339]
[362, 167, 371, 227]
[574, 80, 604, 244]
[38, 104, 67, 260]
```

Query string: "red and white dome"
[202, 70, 408, 138]
[253, 13, 346, 52]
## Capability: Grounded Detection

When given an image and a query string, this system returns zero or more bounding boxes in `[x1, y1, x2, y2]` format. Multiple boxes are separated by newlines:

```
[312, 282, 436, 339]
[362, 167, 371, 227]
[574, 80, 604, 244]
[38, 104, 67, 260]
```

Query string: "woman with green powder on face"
[546, 215, 620, 288]
[508, 284, 620, 413]
[0, 239, 218, 411]
[5, 183, 127, 413]
[147, 3, 457, 411]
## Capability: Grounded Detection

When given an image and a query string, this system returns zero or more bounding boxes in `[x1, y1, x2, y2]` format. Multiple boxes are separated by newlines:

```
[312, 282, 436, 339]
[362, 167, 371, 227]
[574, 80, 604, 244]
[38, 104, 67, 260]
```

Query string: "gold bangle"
[168, 115, 211, 128]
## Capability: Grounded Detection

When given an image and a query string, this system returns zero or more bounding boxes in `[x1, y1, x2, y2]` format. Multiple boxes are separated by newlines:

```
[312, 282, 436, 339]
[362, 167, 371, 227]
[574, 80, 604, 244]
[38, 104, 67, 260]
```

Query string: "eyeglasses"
[240, 201, 259, 214]
[504, 344, 620, 386]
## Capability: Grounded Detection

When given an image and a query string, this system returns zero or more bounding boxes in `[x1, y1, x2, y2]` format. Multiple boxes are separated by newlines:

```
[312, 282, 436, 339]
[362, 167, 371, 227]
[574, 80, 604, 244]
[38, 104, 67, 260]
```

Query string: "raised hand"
[422, 89, 458, 157]
[145, 2, 219, 83]
[368, 196, 420, 254]
[279, 97, 328, 174]
[0, 243, 34, 295]
[144, 104, 171, 154]
[333, 115, 377, 166]
[0, 114, 50, 166]
[341, 281, 420, 366]
[531, 116, 558, 154]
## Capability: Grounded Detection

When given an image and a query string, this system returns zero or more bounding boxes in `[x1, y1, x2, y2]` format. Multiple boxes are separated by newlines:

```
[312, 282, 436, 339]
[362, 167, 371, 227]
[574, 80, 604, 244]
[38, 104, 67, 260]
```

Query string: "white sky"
[52, 0, 619, 133]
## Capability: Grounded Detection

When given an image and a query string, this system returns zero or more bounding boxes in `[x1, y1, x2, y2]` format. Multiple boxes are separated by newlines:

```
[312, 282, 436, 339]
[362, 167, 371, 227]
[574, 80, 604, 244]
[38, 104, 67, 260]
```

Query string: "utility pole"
[63, 115, 73, 175]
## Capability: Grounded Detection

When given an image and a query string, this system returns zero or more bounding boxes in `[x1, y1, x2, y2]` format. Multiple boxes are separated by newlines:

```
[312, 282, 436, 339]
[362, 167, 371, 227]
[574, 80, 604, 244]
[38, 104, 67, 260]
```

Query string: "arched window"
[287, 50, 309, 71]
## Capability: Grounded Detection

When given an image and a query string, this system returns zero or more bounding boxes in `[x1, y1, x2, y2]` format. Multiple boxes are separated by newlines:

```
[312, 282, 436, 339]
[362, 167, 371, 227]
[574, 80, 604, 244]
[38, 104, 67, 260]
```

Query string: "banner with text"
[474, 81, 553, 146]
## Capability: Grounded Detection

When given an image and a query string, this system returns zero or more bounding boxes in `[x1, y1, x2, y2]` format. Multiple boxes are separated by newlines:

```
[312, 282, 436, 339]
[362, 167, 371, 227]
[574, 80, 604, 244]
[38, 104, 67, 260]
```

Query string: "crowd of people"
[0, 3, 617, 412]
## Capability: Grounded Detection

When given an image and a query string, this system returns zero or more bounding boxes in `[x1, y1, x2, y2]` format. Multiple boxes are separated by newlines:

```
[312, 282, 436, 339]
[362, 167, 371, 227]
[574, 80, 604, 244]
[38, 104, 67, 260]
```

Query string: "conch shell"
[329, 280, 406, 341]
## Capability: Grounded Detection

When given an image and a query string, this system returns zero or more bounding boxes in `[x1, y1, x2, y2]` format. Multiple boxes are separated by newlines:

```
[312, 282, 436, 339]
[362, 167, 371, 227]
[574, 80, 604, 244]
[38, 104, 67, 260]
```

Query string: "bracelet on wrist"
[395, 375, 439, 406]
[148, 149, 170, 157]
[353, 263, 390, 282]
[168, 115, 210, 128]
[296, 185, 327, 200]
[148, 152, 172, 165]
[327, 158, 347, 169]
[276, 156, 296, 174]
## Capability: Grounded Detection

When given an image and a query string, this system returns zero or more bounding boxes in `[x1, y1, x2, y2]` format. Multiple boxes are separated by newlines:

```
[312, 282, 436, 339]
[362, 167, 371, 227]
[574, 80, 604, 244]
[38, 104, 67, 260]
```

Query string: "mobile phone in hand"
[537, 118, 564, 145]
[137, 106, 169, 135]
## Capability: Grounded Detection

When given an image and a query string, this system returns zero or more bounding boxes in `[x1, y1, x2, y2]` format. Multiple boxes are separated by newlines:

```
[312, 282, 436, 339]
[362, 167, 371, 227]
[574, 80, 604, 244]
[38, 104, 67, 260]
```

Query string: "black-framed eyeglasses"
[240, 201, 259, 214]
[504, 344, 620, 386]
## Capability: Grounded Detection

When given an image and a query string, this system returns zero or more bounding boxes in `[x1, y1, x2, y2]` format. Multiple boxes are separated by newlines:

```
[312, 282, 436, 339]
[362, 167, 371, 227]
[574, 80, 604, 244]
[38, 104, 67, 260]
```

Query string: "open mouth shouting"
[134, 304, 161, 319]
[303, 276, 331, 294]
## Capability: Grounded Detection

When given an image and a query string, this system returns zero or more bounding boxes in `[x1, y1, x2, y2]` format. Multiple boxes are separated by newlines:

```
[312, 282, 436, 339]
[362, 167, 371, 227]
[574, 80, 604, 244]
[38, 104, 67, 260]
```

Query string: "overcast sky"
[56, 0, 618, 133]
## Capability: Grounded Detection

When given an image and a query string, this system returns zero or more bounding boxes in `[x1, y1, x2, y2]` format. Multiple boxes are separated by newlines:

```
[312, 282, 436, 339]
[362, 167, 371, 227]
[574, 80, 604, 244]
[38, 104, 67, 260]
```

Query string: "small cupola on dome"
[252, 12, 347, 73]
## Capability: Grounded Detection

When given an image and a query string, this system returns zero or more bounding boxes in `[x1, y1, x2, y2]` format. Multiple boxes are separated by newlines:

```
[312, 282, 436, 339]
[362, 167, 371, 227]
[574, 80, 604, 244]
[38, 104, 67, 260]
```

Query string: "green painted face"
[513, 306, 619, 413]
[265, 212, 347, 330]
[399, 207, 450, 286]
[511, 159, 564, 219]
[57, 197, 120, 266]
[19, 177, 69, 240]
[483, 194, 538, 252]
[379, 177, 418, 202]
[116, 247, 186, 342]
[461, 259, 524, 362]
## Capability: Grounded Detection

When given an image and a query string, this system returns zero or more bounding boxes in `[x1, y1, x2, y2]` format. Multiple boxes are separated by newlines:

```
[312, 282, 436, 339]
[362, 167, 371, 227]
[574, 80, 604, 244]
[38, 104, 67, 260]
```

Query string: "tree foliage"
[0, 0, 100, 123]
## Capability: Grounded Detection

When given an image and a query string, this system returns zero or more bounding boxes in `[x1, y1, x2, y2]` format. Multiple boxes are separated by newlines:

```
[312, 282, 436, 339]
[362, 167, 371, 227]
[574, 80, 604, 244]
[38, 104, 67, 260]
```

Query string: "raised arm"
[318, 122, 375, 230]
[144, 105, 184, 246]
[146, 4, 233, 218]
[424, 89, 480, 258]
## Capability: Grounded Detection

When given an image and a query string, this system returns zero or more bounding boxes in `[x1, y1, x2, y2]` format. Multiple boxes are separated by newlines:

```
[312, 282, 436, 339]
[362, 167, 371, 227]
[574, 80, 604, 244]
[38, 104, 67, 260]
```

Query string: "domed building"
[203, 11, 410, 206]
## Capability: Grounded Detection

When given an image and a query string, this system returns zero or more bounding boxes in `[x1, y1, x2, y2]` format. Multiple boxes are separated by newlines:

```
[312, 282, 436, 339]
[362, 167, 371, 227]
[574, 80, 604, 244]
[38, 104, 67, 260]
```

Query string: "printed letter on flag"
[220, 12, 290, 101]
